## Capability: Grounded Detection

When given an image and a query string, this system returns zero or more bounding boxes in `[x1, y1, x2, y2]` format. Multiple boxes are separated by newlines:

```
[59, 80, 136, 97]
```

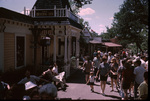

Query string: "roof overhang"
[102, 42, 122, 47]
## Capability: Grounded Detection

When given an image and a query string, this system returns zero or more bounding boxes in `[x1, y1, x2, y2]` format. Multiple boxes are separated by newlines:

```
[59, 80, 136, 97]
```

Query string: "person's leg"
[134, 82, 139, 99]
[123, 89, 128, 100]
[114, 79, 118, 90]
[101, 81, 104, 93]
[90, 85, 94, 91]
[100, 81, 103, 93]
[103, 81, 106, 93]
[111, 77, 114, 91]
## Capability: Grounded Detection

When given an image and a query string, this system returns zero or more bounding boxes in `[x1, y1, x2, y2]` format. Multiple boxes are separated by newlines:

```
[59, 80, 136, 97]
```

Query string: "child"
[86, 72, 96, 92]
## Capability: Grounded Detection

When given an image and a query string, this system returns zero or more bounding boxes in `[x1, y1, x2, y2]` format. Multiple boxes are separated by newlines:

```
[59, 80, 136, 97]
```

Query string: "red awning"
[102, 42, 122, 47]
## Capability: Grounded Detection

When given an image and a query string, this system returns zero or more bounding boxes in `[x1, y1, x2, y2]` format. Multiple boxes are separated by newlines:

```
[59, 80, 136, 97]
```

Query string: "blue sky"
[0, 0, 124, 35]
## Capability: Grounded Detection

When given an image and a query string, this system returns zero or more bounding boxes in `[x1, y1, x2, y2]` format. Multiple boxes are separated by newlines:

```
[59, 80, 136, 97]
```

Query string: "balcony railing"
[24, 6, 80, 23]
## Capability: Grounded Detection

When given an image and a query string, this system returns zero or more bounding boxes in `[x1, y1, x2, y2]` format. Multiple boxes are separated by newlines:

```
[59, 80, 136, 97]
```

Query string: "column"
[53, 35, 56, 62]
[68, 36, 71, 62]
[76, 36, 79, 69]
[64, 35, 68, 63]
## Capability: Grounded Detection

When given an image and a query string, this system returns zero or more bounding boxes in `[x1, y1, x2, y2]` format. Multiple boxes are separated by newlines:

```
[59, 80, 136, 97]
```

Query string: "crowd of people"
[82, 50, 148, 100]
[0, 49, 148, 100]
[0, 62, 68, 100]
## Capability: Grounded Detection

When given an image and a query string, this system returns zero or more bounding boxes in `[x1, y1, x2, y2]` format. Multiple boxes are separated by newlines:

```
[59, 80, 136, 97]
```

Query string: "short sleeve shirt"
[98, 62, 110, 76]
[134, 66, 146, 84]
[138, 81, 148, 98]
[18, 75, 40, 85]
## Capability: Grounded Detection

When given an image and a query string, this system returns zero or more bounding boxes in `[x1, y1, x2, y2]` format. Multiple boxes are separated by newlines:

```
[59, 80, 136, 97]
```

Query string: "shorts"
[100, 75, 108, 81]
[111, 75, 117, 80]
[89, 82, 94, 85]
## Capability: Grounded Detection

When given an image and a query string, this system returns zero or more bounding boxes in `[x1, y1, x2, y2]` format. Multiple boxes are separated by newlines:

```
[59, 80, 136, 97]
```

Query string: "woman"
[110, 58, 119, 92]
[122, 60, 134, 100]
[83, 56, 93, 84]
[96, 57, 110, 96]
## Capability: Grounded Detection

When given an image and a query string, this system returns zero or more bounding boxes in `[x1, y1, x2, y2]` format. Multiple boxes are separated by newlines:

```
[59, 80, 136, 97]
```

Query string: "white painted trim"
[15, 34, 26, 69]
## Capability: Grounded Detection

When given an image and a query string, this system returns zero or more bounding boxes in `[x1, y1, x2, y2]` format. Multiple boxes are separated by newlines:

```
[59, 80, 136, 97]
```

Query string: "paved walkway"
[57, 68, 131, 100]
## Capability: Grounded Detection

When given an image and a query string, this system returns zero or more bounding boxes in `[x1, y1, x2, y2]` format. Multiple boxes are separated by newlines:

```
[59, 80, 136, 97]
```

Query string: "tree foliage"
[69, 0, 93, 14]
[104, 0, 148, 52]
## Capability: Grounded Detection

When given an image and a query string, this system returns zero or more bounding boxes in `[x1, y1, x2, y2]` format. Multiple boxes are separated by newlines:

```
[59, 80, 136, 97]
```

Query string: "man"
[138, 71, 148, 100]
[93, 53, 101, 82]
[133, 59, 146, 99]
[107, 52, 114, 64]
[140, 55, 147, 70]
[18, 69, 49, 85]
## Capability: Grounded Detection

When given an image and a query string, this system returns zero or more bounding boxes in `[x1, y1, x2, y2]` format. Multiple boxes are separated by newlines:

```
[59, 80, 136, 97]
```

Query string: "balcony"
[24, 6, 80, 23]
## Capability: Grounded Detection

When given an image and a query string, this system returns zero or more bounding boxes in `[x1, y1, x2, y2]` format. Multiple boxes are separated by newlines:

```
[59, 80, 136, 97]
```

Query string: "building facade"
[0, 0, 82, 78]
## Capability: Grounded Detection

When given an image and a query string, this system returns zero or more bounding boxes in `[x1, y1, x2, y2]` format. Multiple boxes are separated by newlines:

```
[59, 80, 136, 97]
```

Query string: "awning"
[102, 42, 122, 47]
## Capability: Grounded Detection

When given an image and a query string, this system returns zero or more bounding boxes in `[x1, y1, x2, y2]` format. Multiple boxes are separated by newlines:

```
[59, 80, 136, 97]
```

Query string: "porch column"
[67, 36, 71, 77]
[53, 35, 56, 62]
[0, 20, 5, 72]
[64, 35, 68, 63]
[76, 36, 79, 68]
[68, 36, 71, 62]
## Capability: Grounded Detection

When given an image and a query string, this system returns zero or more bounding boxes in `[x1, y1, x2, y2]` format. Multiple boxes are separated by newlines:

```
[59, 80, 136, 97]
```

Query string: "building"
[0, 0, 82, 78]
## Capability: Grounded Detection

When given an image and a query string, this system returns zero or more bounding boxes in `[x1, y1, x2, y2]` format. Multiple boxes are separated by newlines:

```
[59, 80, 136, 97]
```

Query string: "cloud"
[78, 8, 95, 16]
[99, 24, 105, 27]
[109, 17, 114, 20]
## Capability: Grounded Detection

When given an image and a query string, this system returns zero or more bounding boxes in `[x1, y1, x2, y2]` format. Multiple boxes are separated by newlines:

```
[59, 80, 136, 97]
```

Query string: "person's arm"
[86, 78, 90, 84]
[96, 69, 100, 78]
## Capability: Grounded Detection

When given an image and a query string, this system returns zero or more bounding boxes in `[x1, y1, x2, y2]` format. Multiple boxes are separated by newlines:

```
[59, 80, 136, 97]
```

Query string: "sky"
[0, 0, 124, 35]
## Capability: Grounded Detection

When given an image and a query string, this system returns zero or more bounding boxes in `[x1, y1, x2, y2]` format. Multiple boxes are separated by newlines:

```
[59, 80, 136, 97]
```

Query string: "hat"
[25, 81, 37, 90]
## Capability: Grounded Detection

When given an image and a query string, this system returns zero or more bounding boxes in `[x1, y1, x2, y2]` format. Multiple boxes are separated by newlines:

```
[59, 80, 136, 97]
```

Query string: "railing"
[24, 6, 80, 23]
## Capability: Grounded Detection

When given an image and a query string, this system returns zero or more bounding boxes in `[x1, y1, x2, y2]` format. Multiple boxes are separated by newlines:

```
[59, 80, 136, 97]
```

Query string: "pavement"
[57, 68, 134, 100]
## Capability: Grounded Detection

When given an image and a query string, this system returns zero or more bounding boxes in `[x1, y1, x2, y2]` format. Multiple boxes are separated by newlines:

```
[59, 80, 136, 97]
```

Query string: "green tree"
[69, 0, 93, 14]
[106, 0, 148, 52]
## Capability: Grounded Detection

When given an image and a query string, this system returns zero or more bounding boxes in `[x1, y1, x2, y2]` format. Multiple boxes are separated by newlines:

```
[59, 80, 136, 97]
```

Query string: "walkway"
[57, 68, 130, 100]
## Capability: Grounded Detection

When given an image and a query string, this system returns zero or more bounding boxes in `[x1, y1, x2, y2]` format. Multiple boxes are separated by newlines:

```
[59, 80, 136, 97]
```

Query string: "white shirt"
[140, 59, 146, 69]
[52, 66, 58, 75]
[89, 75, 95, 83]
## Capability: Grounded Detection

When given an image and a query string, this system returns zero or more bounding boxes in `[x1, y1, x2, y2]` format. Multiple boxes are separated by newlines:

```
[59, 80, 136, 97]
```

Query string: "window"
[16, 36, 25, 67]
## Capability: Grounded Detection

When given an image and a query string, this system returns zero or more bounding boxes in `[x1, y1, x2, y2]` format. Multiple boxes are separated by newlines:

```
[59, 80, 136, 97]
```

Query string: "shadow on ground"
[66, 68, 86, 84]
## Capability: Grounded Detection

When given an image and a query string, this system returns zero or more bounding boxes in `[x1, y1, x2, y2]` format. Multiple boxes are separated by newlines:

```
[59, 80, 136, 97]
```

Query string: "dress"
[122, 68, 133, 89]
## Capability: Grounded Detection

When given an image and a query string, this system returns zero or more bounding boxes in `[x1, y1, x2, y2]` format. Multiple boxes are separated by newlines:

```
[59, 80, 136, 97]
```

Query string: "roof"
[102, 42, 122, 47]
[0, 7, 33, 24]
[89, 37, 102, 44]
[32, 0, 71, 10]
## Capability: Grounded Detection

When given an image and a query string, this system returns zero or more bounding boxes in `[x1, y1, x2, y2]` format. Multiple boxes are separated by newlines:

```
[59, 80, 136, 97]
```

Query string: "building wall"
[4, 32, 15, 71]
[26, 34, 33, 66]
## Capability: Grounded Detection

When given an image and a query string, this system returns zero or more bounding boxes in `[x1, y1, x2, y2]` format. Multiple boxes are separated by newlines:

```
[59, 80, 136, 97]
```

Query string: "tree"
[106, 0, 148, 52]
[69, 0, 93, 14]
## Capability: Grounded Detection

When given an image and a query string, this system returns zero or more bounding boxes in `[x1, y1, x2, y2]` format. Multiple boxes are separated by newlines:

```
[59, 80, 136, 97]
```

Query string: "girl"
[86, 72, 96, 92]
